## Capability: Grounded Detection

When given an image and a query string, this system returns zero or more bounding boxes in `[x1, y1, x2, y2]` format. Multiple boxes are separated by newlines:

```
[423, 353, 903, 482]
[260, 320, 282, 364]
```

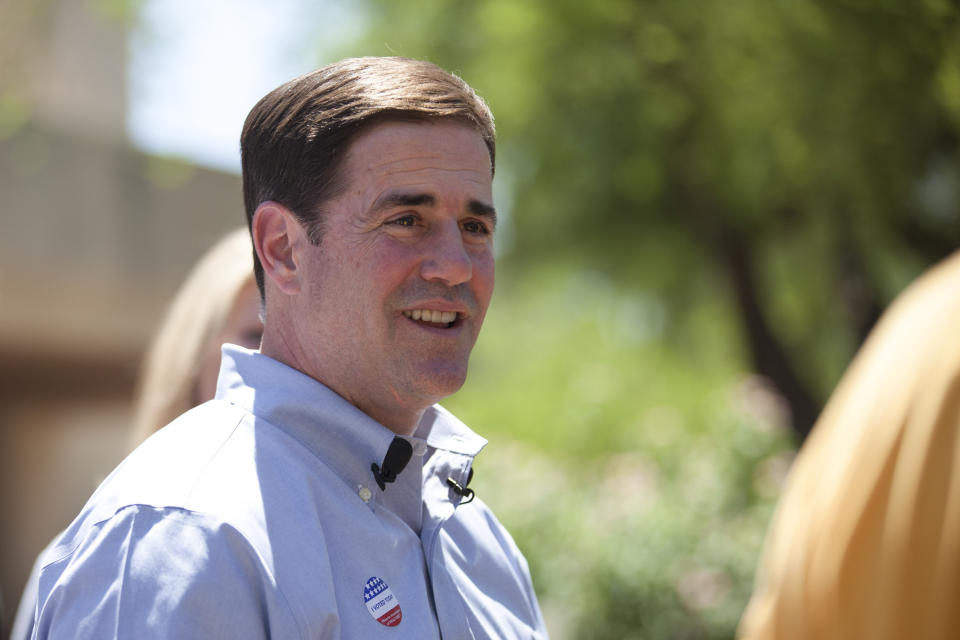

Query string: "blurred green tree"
[347, 0, 960, 440]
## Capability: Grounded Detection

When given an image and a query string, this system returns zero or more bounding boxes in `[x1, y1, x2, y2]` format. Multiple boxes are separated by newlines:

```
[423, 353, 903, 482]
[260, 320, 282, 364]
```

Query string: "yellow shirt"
[739, 250, 960, 640]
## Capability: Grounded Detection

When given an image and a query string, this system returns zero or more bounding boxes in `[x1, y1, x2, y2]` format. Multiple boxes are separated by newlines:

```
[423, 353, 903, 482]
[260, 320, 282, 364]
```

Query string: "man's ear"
[252, 202, 307, 296]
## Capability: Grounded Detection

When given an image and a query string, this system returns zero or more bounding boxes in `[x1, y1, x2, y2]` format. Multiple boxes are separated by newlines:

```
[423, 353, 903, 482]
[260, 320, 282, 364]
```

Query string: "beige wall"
[0, 2, 252, 632]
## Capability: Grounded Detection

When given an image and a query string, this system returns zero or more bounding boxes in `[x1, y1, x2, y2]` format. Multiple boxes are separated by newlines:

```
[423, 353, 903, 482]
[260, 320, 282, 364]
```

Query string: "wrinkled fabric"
[33, 346, 548, 639]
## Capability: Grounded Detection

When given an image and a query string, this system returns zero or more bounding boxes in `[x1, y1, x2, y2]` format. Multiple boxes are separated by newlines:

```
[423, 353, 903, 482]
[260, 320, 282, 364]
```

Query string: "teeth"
[403, 310, 458, 324]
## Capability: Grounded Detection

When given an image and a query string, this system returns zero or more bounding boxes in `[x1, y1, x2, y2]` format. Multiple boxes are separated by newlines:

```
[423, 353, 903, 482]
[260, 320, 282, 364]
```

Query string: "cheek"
[473, 254, 496, 303]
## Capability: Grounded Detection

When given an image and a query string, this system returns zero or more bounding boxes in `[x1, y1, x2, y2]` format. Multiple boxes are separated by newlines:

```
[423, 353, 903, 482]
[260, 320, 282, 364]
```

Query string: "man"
[30, 57, 548, 639]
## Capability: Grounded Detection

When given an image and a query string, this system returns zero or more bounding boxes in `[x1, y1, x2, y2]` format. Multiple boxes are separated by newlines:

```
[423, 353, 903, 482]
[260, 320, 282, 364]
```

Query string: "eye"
[462, 219, 491, 235]
[388, 214, 418, 227]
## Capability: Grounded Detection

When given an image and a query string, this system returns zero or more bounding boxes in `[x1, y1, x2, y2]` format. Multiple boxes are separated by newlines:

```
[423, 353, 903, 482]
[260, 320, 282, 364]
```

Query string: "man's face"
[289, 119, 495, 429]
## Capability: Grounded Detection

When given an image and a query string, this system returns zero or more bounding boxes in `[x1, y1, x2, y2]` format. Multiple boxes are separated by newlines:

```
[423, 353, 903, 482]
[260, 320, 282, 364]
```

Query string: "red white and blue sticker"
[363, 576, 403, 627]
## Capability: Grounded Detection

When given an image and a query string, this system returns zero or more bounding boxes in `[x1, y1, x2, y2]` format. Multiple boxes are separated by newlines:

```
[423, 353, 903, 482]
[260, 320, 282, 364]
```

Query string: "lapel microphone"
[446, 467, 475, 505]
[371, 437, 414, 491]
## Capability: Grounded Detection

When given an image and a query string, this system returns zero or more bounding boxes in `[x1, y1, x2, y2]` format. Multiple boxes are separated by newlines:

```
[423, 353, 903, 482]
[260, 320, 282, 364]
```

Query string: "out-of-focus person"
[738, 250, 960, 640]
[9, 226, 261, 640]
[126, 226, 262, 448]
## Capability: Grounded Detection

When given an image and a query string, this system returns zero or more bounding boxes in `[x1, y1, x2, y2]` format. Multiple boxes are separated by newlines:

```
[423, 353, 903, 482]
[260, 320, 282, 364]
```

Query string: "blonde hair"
[739, 250, 960, 640]
[128, 227, 256, 448]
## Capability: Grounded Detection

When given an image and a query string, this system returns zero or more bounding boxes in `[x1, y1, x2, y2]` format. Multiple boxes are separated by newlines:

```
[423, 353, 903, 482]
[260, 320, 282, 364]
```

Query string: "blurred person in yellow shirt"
[739, 250, 960, 640]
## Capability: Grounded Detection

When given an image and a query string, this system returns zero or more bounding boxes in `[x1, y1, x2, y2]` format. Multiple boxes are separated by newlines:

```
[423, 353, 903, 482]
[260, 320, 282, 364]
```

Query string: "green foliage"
[444, 266, 793, 638]
[449, 261, 743, 457]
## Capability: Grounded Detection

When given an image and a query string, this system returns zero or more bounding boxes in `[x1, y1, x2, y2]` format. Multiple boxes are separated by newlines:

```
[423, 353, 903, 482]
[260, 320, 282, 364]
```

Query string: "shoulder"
[437, 498, 547, 634]
[36, 505, 304, 639]
[47, 504, 264, 576]
[451, 496, 532, 571]
[86, 400, 254, 510]
[54, 400, 277, 567]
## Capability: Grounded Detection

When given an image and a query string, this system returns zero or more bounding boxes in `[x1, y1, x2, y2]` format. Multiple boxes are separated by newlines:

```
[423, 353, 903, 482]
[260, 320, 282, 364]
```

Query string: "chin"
[415, 365, 469, 402]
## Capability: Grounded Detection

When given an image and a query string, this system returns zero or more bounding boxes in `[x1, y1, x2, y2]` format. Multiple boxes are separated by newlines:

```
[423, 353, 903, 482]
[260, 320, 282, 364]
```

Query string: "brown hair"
[240, 56, 496, 298]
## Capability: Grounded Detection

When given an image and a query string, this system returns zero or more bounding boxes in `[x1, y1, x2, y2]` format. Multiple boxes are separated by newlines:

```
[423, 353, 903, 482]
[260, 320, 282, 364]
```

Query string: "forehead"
[338, 119, 493, 197]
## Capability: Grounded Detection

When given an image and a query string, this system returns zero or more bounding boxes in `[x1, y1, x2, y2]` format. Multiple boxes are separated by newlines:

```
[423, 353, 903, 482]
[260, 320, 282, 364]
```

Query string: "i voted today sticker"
[363, 576, 403, 627]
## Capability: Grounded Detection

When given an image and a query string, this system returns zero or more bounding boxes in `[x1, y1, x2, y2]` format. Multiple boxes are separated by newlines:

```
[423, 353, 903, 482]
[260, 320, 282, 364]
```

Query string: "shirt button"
[358, 486, 372, 502]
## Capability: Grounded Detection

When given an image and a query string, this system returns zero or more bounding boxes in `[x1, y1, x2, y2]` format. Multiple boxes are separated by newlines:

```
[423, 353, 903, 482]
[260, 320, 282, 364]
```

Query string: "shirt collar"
[415, 404, 487, 456]
[215, 345, 487, 492]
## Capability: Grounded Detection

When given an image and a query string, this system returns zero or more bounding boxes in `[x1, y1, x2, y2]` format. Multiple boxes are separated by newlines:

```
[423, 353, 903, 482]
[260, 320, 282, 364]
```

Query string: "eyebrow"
[377, 192, 435, 210]
[373, 192, 497, 227]
[468, 200, 498, 227]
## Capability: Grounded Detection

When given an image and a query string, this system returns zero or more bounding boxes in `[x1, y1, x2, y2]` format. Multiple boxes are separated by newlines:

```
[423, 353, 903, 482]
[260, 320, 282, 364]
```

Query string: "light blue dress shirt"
[31, 346, 548, 639]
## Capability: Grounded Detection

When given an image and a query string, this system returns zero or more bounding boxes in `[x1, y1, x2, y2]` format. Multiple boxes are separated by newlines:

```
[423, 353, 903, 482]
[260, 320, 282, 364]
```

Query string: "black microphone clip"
[446, 467, 476, 505]
[371, 437, 413, 491]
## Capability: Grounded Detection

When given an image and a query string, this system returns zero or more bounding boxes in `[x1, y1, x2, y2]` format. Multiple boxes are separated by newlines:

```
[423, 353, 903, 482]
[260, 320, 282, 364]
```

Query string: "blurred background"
[2, 0, 958, 637]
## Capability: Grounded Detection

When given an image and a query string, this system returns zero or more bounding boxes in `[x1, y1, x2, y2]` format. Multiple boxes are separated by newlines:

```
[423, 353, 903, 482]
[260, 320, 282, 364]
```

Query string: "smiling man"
[30, 58, 548, 639]
[255, 118, 496, 434]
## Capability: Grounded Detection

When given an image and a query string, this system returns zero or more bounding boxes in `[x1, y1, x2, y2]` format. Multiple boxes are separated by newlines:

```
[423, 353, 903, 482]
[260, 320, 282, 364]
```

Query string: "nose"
[419, 223, 472, 286]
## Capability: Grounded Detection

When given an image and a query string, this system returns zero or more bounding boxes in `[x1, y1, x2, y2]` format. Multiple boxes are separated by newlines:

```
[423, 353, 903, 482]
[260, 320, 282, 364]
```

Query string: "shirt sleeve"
[10, 540, 46, 640]
[34, 505, 303, 640]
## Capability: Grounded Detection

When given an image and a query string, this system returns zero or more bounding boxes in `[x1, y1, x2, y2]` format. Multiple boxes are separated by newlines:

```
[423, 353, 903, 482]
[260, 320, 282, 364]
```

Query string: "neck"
[355, 400, 425, 437]
[260, 328, 426, 436]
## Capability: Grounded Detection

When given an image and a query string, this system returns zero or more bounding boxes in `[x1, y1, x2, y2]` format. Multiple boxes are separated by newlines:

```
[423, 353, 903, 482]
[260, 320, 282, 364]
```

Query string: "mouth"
[402, 309, 462, 329]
